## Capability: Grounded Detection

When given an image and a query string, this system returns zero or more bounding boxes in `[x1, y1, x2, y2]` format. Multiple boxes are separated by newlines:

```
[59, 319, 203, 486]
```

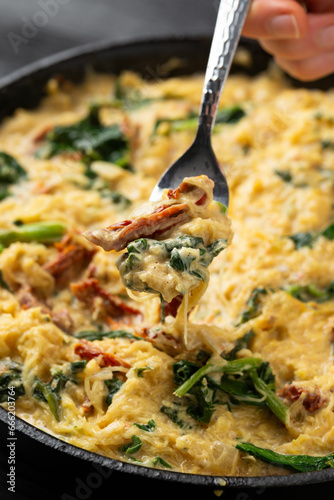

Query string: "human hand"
[243, 0, 334, 81]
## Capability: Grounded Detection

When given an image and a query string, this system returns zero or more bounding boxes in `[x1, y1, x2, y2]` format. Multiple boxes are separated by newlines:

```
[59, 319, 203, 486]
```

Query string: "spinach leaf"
[86, 179, 131, 208]
[0, 152, 27, 201]
[113, 79, 156, 110]
[237, 287, 268, 325]
[224, 330, 255, 361]
[173, 359, 200, 386]
[104, 378, 124, 405]
[134, 419, 156, 432]
[119, 235, 228, 297]
[0, 358, 25, 403]
[0, 269, 11, 291]
[185, 379, 217, 424]
[168, 236, 227, 280]
[152, 457, 173, 469]
[101, 189, 131, 208]
[215, 374, 264, 406]
[153, 105, 245, 135]
[153, 112, 198, 135]
[322, 223, 334, 240]
[35, 106, 131, 171]
[288, 221, 334, 249]
[119, 435, 142, 455]
[236, 442, 334, 472]
[0, 152, 27, 184]
[169, 247, 197, 273]
[75, 329, 138, 341]
[215, 105, 246, 124]
[206, 238, 228, 257]
[134, 366, 152, 378]
[70, 360, 87, 374]
[49, 371, 74, 393]
[173, 357, 288, 424]
[289, 231, 315, 249]
[173, 360, 218, 423]
[32, 370, 74, 421]
[321, 139, 334, 150]
[160, 404, 192, 430]
[285, 282, 334, 303]
[32, 378, 61, 421]
[249, 364, 288, 424]
[0, 186, 10, 201]
[274, 169, 293, 183]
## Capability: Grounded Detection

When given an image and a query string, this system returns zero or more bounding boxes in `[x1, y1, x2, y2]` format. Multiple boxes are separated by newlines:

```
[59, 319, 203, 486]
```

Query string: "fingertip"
[275, 53, 334, 82]
[243, 0, 308, 40]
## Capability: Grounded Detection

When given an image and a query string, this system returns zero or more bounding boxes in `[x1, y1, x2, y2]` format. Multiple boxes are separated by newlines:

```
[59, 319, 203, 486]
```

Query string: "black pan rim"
[1, 405, 334, 489]
[0, 33, 215, 91]
[0, 35, 333, 489]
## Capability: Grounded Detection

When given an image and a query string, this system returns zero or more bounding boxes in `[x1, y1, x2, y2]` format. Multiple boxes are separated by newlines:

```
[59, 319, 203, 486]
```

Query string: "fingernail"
[266, 15, 300, 38]
[317, 25, 334, 49]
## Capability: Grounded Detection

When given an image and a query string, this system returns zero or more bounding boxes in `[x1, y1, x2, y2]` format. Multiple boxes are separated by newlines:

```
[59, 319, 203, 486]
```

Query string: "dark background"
[0, 1, 334, 499]
[0, 0, 218, 80]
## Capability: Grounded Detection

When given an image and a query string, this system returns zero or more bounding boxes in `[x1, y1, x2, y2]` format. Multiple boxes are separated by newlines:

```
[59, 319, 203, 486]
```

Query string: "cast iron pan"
[0, 36, 334, 500]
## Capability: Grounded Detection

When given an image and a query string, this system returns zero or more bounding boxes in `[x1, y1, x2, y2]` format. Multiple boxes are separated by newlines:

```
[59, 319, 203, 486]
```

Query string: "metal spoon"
[149, 0, 251, 210]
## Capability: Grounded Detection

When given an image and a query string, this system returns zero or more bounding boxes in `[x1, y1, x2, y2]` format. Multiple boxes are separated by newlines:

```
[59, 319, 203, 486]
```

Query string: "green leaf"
[285, 282, 334, 303]
[185, 379, 217, 423]
[104, 378, 124, 405]
[160, 404, 192, 430]
[152, 457, 173, 469]
[74, 329, 138, 341]
[134, 366, 152, 378]
[0, 358, 25, 403]
[321, 139, 334, 150]
[321, 223, 334, 240]
[289, 221, 334, 249]
[70, 360, 87, 374]
[113, 79, 157, 110]
[289, 231, 315, 249]
[165, 235, 204, 252]
[153, 105, 245, 136]
[206, 238, 228, 257]
[237, 287, 268, 325]
[215, 105, 246, 124]
[0, 269, 11, 291]
[127, 238, 148, 254]
[49, 371, 74, 394]
[173, 357, 262, 398]
[274, 169, 293, 183]
[224, 330, 255, 361]
[249, 366, 288, 424]
[173, 359, 200, 386]
[35, 106, 131, 169]
[103, 190, 131, 207]
[173, 356, 288, 424]
[134, 419, 156, 432]
[119, 435, 142, 455]
[0, 186, 10, 201]
[32, 378, 61, 421]
[0, 152, 27, 184]
[236, 442, 334, 472]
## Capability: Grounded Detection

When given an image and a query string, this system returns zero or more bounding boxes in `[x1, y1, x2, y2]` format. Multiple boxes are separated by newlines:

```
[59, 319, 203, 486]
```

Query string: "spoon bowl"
[149, 132, 229, 208]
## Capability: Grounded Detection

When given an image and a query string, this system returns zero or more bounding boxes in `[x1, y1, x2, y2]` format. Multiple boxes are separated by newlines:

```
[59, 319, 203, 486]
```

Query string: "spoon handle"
[197, 0, 251, 139]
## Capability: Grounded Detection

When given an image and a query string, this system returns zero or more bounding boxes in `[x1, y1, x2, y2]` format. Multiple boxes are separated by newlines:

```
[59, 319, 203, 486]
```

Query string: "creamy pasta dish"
[1, 65, 334, 477]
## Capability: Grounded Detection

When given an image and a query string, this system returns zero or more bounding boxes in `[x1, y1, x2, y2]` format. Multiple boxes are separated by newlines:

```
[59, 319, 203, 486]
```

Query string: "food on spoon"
[84, 175, 232, 321]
